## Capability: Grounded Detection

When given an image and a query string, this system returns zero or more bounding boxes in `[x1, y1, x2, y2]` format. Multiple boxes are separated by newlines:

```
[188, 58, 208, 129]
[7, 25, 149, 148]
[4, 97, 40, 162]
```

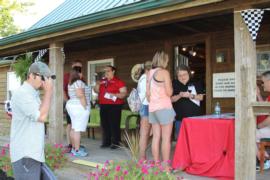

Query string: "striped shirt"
[68, 80, 91, 106]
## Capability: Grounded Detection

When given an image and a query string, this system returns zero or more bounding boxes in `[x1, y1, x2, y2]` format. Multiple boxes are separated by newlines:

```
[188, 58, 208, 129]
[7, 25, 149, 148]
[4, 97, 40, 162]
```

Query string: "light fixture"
[191, 70, 195, 75]
[182, 46, 187, 51]
[189, 47, 196, 56]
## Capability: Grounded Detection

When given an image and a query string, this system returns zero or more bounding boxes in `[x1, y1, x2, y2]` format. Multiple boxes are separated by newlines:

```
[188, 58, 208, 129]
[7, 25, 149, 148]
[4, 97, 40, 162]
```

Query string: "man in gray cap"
[10, 61, 55, 180]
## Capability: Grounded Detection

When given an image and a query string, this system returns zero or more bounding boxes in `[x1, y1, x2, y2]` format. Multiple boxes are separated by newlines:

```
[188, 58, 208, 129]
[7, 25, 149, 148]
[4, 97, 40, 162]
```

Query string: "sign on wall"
[213, 72, 235, 98]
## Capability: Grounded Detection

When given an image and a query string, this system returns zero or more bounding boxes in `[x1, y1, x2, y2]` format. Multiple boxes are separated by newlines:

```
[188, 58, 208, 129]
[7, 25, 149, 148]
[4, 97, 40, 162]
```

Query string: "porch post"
[48, 42, 64, 144]
[234, 10, 256, 180]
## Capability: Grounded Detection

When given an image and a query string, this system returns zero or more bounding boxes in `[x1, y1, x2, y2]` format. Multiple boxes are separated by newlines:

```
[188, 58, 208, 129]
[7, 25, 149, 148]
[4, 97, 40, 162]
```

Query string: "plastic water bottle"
[214, 102, 221, 117]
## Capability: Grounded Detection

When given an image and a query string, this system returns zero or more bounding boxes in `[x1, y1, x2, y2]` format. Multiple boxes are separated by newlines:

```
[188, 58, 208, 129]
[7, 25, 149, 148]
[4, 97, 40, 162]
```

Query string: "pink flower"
[141, 167, 149, 175]
[114, 175, 119, 180]
[120, 176, 124, 180]
[54, 143, 59, 148]
[1, 148, 6, 156]
[4, 144, 9, 148]
[154, 171, 159, 175]
[104, 172, 109, 177]
[115, 165, 121, 172]
[123, 170, 128, 175]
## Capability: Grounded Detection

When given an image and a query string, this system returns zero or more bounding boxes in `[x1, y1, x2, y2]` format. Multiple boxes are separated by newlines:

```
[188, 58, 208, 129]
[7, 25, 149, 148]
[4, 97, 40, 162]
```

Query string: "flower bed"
[0, 143, 67, 178]
[88, 159, 184, 180]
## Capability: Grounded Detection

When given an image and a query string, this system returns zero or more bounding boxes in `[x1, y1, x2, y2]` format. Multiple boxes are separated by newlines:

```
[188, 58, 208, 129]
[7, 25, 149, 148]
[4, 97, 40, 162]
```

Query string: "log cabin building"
[0, 0, 270, 179]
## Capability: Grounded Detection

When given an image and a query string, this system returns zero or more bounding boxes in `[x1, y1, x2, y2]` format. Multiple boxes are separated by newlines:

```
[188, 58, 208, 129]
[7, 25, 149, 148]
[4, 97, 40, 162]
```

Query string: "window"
[7, 72, 21, 100]
[87, 58, 114, 102]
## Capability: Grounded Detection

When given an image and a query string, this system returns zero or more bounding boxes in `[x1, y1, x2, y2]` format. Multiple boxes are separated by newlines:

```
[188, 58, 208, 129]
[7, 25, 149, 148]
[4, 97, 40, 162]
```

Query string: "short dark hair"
[176, 65, 191, 78]
[106, 65, 116, 72]
[69, 69, 81, 85]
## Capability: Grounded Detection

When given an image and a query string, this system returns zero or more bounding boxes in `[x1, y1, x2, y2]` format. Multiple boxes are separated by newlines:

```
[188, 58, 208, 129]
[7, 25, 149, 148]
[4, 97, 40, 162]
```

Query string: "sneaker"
[72, 149, 88, 157]
[264, 160, 270, 170]
[79, 145, 87, 153]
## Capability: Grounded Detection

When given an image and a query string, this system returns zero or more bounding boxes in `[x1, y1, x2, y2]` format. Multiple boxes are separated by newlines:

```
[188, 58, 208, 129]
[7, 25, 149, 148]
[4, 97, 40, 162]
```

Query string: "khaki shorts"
[149, 108, 175, 125]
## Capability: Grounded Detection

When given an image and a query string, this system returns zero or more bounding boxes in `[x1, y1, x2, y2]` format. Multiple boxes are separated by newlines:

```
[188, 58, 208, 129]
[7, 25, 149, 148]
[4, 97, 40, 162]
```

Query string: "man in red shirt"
[94, 65, 127, 149]
[64, 60, 83, 150]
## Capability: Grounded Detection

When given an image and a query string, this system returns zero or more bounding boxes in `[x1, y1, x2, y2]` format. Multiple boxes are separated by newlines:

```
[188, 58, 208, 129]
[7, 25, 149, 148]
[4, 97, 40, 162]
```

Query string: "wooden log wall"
[0, 66, 11, 136]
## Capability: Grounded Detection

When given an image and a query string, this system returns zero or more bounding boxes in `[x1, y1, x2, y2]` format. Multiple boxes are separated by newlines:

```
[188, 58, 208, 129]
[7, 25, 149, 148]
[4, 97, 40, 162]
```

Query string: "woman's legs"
[151, 123, 161, 162]
[139, 117, 151, 160]
[70, 129, 75, 149]
[161, 122, 173, 162]
[73, 131, 81, 151]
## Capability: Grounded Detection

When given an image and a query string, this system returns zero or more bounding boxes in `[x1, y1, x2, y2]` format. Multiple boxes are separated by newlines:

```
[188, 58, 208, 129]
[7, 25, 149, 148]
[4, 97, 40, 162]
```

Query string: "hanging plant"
[11, 52, 33, 83]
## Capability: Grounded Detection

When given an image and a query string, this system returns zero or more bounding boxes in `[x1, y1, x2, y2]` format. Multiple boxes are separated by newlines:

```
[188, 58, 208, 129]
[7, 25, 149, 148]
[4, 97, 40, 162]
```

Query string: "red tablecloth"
[172, 117, 235, 179]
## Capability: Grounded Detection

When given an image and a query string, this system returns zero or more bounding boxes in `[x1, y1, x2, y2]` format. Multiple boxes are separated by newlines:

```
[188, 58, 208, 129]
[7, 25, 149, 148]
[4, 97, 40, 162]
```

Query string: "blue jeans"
[175, 120, 182, 139]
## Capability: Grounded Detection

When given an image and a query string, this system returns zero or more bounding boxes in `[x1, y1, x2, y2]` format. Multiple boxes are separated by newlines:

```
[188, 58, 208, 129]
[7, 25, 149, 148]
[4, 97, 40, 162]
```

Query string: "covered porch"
[1, 0, 270, 179]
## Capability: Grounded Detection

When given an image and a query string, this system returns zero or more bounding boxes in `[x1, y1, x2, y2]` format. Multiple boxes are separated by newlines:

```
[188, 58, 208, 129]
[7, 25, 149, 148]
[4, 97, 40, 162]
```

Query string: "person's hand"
[180, 91, 190, 98]
[257, 86, 264, 101]
[257, 86, 261, 97]
[96, 80, 101, 86]
[43, 77, 53, 93]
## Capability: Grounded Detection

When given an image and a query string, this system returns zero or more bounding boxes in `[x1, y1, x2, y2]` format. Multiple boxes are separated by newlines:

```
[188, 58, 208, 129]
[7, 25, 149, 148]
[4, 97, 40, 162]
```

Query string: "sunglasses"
[33, 73, 45, 81]
[73, 66, 82, 73]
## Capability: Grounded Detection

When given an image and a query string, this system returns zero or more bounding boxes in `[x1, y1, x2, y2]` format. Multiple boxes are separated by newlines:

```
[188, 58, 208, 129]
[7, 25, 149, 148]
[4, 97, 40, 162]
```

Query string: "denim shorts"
[149, 108, 175, 125]
[139, 105, 149, 118]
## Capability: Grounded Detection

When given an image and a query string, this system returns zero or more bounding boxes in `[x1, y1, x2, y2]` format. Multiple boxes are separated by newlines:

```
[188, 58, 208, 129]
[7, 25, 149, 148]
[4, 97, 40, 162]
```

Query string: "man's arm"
[39, 78, 53, 122]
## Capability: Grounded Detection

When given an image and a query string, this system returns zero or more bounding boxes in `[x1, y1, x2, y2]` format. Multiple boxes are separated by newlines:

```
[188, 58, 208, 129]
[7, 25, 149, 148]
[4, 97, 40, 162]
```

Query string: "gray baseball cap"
[28, 61, 56, 80]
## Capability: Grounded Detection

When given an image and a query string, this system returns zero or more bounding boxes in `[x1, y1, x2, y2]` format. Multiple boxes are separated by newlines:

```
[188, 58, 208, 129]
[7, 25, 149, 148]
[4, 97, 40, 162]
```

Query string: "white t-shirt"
[137, 74, 149, 105]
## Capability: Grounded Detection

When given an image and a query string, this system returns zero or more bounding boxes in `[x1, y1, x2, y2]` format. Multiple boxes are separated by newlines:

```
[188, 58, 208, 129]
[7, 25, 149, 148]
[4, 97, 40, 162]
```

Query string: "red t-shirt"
[257, 95, 270, 124]
[98, 77, 125, 105]
[64, 73, 70, 99]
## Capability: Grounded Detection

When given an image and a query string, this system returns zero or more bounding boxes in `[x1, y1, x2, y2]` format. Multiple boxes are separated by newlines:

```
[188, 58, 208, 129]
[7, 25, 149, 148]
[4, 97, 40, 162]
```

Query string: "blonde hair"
[152, 51, 169, 68]
[144, 61, 152, 71]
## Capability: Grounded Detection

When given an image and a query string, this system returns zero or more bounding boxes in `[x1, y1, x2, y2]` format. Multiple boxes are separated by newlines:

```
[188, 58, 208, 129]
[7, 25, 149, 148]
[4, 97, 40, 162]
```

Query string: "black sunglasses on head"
[73, 66, 82, 73]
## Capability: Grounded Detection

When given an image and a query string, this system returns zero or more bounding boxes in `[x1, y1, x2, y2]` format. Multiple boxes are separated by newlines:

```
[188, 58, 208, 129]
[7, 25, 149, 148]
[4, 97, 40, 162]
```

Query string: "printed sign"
[213, 72, 235, 98]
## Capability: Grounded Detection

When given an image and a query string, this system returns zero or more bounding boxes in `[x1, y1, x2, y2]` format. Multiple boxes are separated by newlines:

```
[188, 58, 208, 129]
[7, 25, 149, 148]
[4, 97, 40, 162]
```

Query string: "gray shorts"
[149, 108, 176, 125]
[12, 158, 41, 180]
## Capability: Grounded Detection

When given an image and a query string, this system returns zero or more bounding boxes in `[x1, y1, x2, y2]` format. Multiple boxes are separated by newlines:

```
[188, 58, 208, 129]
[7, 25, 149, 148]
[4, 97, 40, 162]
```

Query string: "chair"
[87, 109, 100, 139]
[120, 110, 140, 132]
[259, 138, 270, 174]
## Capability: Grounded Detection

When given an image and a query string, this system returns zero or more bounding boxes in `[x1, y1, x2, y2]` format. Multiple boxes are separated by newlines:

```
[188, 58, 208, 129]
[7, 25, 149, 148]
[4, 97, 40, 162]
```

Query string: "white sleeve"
[137, 76, 146, 102]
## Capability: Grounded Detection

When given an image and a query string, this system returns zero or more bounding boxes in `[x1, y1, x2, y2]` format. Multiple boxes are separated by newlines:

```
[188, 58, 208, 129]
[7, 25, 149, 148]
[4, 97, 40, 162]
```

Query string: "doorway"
[173, 43, 206, 113]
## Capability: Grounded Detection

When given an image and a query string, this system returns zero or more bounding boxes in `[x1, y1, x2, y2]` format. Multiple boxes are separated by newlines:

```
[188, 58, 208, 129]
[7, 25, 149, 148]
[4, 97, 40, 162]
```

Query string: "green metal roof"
[29, 0, 143, 30]
[0, 0, 190, 47]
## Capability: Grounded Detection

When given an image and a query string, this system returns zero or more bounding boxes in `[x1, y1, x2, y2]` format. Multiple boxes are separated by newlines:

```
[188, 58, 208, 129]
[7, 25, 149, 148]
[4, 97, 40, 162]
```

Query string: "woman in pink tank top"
[147, 51, 175, 171]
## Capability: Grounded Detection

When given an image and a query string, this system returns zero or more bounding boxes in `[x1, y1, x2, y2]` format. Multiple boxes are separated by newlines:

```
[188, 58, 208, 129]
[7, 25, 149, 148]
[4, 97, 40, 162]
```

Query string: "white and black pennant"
[241, 9, 264, 41]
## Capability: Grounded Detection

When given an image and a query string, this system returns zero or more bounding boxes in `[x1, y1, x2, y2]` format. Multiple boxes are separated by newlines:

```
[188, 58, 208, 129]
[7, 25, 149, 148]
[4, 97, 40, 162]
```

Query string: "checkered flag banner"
[34, 49, 48, 62]
[241, 9, 264, 41]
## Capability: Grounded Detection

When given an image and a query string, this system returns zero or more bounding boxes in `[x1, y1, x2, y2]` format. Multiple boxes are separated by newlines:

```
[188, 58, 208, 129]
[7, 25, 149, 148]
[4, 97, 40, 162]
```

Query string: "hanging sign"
[213, 72, 235, 98]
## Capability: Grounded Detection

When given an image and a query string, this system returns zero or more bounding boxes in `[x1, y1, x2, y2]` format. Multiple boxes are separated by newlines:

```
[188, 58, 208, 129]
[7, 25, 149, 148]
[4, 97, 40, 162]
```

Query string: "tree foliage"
[11, 52, 33, 83]
[0, 0, 33, 37]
